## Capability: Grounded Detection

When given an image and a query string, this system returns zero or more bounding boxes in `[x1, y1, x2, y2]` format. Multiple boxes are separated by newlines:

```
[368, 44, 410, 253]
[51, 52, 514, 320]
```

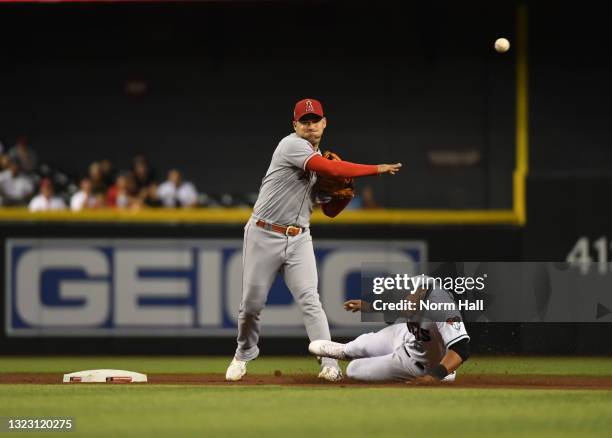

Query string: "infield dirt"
[2, 373, 612, 390]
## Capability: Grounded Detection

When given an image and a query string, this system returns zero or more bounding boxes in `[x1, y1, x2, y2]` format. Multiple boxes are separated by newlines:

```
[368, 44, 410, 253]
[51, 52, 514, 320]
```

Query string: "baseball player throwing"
[309, 283, 470, 383]
[226, 98, 402, 382]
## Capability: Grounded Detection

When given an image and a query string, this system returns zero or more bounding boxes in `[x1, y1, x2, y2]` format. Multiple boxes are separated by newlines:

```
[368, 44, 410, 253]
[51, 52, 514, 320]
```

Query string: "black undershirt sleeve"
[449, 338, 470, 362]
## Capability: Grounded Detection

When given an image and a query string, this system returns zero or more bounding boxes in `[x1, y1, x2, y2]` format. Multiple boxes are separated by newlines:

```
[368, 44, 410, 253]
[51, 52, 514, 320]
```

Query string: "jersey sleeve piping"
[445, 334, 470, 348]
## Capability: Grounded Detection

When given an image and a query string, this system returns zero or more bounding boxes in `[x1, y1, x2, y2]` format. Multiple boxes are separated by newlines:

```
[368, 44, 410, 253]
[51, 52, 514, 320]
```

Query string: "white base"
[63, 369, 147, 383]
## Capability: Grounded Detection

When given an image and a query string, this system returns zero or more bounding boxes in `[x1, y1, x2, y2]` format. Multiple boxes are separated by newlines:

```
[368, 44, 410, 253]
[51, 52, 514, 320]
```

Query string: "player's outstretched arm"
[306, 155, 402, 178]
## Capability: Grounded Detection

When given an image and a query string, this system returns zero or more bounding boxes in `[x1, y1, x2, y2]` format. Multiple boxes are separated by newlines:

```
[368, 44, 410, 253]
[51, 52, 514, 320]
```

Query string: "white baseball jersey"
[344, 287, 469, 381]
[405, 288, 470, 367]
[252, 133, 321, 228]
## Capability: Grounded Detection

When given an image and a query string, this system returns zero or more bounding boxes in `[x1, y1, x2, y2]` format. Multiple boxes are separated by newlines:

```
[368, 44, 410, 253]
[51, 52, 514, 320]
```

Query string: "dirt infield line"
[1, 373, 612, 389]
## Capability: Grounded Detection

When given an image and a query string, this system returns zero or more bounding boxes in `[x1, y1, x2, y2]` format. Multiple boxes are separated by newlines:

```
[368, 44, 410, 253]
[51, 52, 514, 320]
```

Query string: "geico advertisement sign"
[6, 239, 426, 336]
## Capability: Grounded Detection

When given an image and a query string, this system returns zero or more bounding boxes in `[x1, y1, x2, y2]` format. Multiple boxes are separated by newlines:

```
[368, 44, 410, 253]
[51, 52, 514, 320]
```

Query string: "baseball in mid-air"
[494, 38, 511, 53]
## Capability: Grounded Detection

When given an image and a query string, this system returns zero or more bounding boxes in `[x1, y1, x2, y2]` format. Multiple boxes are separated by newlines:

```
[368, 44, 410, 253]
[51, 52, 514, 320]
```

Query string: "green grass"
[1, 355, 612, 376]
[0, 385, 611, 437]
[1, 356, 612, 437]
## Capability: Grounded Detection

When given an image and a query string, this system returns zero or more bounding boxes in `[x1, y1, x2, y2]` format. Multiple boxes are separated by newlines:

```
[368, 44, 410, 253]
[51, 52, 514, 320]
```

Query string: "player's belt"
[255, 220, 305, 237]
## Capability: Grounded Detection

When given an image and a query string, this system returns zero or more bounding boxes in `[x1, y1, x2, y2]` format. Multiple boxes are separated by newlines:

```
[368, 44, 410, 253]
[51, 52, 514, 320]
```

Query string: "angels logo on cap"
[294, 98, 324, 121]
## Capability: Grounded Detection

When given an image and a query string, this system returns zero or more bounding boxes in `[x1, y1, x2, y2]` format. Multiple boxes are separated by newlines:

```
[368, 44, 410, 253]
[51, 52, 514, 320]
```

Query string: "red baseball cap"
[293, 98, 324, 121]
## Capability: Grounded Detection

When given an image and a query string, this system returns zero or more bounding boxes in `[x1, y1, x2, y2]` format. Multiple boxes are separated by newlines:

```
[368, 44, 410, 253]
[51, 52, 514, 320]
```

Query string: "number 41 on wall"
[566, 237, 610, 275]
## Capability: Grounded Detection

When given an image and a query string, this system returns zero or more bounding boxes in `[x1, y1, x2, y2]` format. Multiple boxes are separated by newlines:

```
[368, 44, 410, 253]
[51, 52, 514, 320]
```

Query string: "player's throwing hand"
[377, 163, 402, 175]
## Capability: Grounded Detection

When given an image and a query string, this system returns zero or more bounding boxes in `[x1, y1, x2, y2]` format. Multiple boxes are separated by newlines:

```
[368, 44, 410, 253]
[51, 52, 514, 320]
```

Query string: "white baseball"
[494, 38, 510, 53]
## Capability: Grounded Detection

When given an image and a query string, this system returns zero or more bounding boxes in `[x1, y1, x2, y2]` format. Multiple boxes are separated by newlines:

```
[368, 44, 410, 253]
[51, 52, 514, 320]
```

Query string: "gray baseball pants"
[234, 217, 338, 369]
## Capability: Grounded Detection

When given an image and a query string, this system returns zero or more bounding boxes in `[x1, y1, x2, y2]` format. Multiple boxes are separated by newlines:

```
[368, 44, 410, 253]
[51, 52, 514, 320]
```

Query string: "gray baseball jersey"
[252, 133, 321, 228]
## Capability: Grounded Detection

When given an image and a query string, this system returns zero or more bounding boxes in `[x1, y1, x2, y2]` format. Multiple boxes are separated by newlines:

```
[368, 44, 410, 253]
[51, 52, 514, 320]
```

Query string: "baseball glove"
[313, 150, 355, 200]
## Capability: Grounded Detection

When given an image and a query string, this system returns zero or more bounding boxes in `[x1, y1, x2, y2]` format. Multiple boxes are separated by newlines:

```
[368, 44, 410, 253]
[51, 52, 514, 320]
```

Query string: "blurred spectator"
[8, 136, 38, 173]
[99, 159, 115, 188]
[71, 177, 100, 211]
[132, 154, 156, 192]
[0, 159, 35, 205]
[361, 186, 379, 209]
[28, 178, 66, 212]
[348, 186, 379, 210]
[158, 169, 198, 208]
[88, 161, 108, 195]
[106, 172, 139, 209]
[142, 181, 163, 207]
[0, 154, 10, 171]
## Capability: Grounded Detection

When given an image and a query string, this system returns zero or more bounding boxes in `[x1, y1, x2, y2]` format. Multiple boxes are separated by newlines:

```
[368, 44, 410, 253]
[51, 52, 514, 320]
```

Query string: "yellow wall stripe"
[0, 207, 519, 225]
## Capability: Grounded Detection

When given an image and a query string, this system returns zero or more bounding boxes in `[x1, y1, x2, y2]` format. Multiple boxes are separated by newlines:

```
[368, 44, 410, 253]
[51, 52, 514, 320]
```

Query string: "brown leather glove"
[313, 150, 355, 200]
